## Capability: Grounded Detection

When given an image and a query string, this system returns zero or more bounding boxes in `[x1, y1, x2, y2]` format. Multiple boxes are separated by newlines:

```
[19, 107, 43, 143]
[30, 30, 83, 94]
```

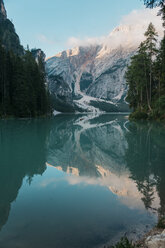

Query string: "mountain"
[0, 0, 23, 55]
[46, 113, 164, 212]
[46, 21, 163, 113]
[31, 49, 46, 64]
[0, 0, 6, 18]
[47, 114, 128, 176]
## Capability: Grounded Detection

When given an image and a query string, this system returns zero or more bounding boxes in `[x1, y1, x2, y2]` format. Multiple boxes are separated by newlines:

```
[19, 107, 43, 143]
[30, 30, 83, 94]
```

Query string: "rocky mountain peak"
[111, 25, 132, 34]
[0, 0, 24, 55]
[31, 49, 46, 63]
[0, 0, 7, 19]
[46, 14, 164, 113]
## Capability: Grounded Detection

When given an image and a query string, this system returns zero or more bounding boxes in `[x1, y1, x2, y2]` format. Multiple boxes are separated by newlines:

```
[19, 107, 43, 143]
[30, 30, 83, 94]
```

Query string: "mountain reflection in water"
[0, 114, 164, 248]
[47, 114, 165, 214]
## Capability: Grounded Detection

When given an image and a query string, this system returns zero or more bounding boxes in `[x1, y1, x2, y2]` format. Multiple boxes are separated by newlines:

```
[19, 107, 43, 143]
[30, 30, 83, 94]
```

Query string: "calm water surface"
[0, 114, 165, 248]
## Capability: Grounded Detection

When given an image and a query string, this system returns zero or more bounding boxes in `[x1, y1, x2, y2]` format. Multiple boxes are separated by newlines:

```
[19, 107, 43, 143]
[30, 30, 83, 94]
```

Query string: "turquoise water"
[0, 114, 164, 248]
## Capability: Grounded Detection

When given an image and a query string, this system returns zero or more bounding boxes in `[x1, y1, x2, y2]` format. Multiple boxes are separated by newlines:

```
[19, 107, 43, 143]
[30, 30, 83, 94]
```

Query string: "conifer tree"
[0, 42, 51, 118]
[144, 0, 164, 8]
[125, 23, 165, 119]
[144, 23, 158, 108]
[144, 1, 165, 27]
[126, 42, 149, 111]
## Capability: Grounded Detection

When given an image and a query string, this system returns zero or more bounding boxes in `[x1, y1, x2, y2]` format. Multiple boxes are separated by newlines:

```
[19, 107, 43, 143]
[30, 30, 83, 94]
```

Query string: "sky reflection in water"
[0, 114, 164, 248]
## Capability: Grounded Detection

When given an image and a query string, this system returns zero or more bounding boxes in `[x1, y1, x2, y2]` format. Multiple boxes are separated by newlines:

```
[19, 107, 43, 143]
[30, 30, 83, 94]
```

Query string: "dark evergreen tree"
[0, 43, 51, 118]
[126, 42, 150, 112]
[144, 1, 165, 27]
[144, 23, 158, 108]
[0, 0, 51, 118]
[125, 23, 165, 119]
[144, 0, 164, 8]
[153, 36, 165, 118]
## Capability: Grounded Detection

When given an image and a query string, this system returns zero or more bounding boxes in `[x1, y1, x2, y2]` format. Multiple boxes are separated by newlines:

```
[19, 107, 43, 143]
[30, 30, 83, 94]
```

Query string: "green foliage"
[157, 216, 165, 228]
[144, 1, 165, 28]
[143, 0, 164, 8]
[151, 96, 165, 120]
[126, 22, 165, 120]
[111, 237, 135, 248]
[129, 110, 148, 120]
[0, 1, 51, 117]
[125, 42, 150, 111]
[0, 43, 51, 118]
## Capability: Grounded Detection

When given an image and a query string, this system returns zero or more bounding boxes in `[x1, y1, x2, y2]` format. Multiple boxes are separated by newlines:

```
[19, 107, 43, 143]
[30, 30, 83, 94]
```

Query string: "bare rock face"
[46, 40, 134, 113]
[0, 0, 24, 55]
[145, 230, 165, 248]
[46, 21, 163, 113]
[0, 0, 7, 19]
[31, 49, 46, 64]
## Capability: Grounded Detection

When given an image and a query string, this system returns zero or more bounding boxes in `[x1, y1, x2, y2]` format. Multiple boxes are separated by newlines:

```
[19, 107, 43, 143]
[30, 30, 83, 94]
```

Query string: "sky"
[5, 0, 150, 57]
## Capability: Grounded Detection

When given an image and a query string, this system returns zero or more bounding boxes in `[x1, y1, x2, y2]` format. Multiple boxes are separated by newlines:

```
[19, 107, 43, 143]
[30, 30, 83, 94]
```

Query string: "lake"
[0, 114, 164, 248]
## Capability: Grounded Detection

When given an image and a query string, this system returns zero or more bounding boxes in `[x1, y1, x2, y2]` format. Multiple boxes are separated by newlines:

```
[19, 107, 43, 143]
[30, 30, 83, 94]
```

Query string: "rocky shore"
[136, 228, 165, 248]
[102, 226, 165, 248]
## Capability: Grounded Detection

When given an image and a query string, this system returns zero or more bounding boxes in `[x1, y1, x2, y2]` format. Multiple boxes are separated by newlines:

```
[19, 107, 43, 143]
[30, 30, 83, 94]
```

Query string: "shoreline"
[136, 227, 165, 248]
[101, 224, 165, 248]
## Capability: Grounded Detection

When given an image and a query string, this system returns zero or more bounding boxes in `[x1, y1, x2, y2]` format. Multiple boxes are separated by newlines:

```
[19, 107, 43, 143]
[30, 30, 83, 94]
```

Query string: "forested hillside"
[0, 45, 50, 117]
[0, 0, 51, 118]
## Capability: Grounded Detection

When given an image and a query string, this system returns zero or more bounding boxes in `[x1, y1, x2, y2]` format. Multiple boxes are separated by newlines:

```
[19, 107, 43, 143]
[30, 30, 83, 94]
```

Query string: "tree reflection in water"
[125, 121, 165, 218]
[0, 115, 164, 237]
[0, 119, 50, 231]
[47, 114, 165, 217]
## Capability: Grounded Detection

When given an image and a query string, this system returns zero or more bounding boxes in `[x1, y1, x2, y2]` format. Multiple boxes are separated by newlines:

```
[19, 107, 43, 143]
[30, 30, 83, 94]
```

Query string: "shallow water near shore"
[0, 114, 164, 248]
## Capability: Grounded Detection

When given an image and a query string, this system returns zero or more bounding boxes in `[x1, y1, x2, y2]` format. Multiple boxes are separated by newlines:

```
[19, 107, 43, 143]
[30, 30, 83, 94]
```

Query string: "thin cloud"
[65, 8, 163, 51]
[121, 7, 162, 31]
[37, 34, 56, 45]
[67, 36, 105, 48]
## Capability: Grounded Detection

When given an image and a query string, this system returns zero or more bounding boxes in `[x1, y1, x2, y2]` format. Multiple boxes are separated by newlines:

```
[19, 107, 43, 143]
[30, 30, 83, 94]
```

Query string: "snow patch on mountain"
[46, 8, 163, 113]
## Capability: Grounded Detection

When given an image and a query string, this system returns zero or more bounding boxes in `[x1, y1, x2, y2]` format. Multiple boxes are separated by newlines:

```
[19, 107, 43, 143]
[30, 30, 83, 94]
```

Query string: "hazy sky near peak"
[4, 0, 157, 57]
